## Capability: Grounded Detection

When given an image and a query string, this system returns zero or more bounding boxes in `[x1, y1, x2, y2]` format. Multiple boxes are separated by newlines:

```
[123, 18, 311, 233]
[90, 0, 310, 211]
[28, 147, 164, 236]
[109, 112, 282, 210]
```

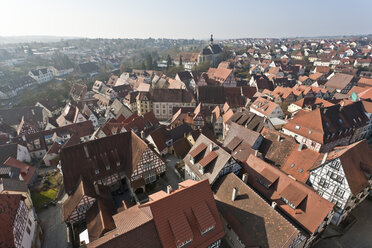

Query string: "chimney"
[140, 130, 145, 139]
[121, 200, 127, 210]
[190, 156, 194, 164]
[208, 143, 213, 152]
[321, 152, 328, 164]
[232, 187, 238, 201]
[94, 182, 100, 195]
[298, 143, 304, 151]
[242, 173, 248, 184]
[254, 150, 259, 157]
[277, 134, 281, 141]
[271, 201, 277, 209]
[22, 135, 26, 141]
[167, 185, 172, 194]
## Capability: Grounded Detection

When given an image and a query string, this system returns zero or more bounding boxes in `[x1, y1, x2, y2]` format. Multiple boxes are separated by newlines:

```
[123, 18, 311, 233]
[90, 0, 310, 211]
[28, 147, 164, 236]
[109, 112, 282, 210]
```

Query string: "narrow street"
[38, 194, 69, 248]
[315, 199, 372, 248]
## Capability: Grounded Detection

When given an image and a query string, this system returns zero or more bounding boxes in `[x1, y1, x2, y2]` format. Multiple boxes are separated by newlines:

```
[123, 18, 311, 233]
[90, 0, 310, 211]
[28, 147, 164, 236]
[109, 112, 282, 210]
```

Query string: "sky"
[0, 0, 372, 39]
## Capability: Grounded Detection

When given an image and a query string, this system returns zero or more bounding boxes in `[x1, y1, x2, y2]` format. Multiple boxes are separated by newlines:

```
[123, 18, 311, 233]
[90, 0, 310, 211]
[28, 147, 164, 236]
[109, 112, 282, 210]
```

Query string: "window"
[319, 178, 329, 188]
[281, 196, 296, 209]
[335, 188, 345, 198]
[28, 219, 32, 226]
[328, 171, 344, 183]
[26, 227, 31, 235]
[257, 177, 270, 189]
[178, 239, 192, 248]
[329, 160, 341, 170]
[95, 169, 100, 175]
[105, 165, 110, 171]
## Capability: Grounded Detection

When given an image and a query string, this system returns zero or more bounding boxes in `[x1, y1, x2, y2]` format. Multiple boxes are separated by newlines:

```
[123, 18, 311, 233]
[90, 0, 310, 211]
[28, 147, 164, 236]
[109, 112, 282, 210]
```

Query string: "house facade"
[308, 140, 372, 225]
[28, 68, 53, 84]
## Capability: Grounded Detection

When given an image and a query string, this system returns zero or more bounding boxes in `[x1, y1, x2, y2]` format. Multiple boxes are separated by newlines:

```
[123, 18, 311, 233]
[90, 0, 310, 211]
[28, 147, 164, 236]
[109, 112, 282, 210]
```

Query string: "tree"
[27, 47, 33, 56]
[145, 54, 153, 70]
[193, 62, 210, 72]
[165, 66, 184, 78]
[120, 63, 126, 74]
[166, 54, 173, 69]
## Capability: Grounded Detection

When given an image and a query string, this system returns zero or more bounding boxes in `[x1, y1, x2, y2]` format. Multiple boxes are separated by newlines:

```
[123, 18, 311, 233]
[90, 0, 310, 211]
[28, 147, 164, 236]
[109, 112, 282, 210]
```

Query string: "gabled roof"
[4, 157, 36, 185]
[259, 127, 298, 168]
[0, 178, 28, 193]
[223, 122, 261, 149]
[184, 134, 232, 184]
[214, 173, 300, 248]
[311, 140, 372, 195]
[0, 194, 23, 248]
[244, 155, 334, 234]
[0, 144, 18, 164]
[283, 102, 368, 144]
[281, 147, 322, 183]
[325, 73, 354, 91]
[144, 179, 225, 248]
[0, 106, 45, 127]
[60, 131, 152, 194]
[250, 97, 281, 117]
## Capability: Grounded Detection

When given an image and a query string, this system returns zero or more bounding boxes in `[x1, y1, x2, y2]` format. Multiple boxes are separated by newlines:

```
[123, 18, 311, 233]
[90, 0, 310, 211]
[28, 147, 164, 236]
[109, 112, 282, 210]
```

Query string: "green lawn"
[31, 188, 58, 209]
[31, 173, 62, 209]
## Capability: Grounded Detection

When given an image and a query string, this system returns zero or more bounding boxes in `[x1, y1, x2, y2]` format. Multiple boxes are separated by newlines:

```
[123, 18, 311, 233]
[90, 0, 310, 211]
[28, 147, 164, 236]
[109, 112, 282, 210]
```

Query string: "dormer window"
[95, 169, 100, 175]
[295, 125, 300, 130]
[281, 196, 296, 209]
[105, 165, 110, 171]
[178, 239, 192, 248]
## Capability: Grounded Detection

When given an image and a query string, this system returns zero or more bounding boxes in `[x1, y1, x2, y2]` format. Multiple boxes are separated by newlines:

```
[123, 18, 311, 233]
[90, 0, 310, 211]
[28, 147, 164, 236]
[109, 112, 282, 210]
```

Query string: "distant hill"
[0, 35, 82, 44]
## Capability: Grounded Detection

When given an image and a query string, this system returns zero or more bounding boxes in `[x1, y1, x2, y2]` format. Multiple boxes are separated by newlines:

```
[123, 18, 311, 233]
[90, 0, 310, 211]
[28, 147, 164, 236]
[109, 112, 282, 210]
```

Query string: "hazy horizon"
[1, 0, 372, 40]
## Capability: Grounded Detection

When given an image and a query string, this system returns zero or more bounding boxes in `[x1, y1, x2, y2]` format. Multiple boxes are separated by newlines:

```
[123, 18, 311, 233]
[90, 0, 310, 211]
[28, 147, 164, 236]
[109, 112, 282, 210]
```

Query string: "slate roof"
[0, 178, 28, 193]
[151, 89, 195, 103]
[197, 86, 245, 107]
[60, 131, 160, 194]
[0, 144, 18, 164]
[0, 106, 45, 127]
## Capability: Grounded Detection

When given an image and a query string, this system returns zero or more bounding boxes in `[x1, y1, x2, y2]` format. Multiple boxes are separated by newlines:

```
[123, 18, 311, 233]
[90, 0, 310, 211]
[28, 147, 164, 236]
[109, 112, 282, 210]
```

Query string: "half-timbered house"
[0, 194, 39, 248]
[60, 131, 166, 196]
[308, 140, 372, 225]
[184, 134, 241, 186]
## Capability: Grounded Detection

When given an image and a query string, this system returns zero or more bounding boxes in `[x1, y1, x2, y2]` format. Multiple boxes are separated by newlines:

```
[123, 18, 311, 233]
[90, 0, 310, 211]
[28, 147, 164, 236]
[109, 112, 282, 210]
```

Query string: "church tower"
[210, 34, 214, 44]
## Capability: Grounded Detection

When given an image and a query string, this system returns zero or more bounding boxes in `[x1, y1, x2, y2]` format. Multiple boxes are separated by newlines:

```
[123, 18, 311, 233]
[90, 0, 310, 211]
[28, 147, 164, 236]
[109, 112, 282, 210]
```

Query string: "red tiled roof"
[244, 155, 334, 234]
[0, 194, 23, 247]
[4, 157, 36, 185]
[145, 179, 225, 248]
[189, 143, 207, 158]
[198, 151, 218, 168]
